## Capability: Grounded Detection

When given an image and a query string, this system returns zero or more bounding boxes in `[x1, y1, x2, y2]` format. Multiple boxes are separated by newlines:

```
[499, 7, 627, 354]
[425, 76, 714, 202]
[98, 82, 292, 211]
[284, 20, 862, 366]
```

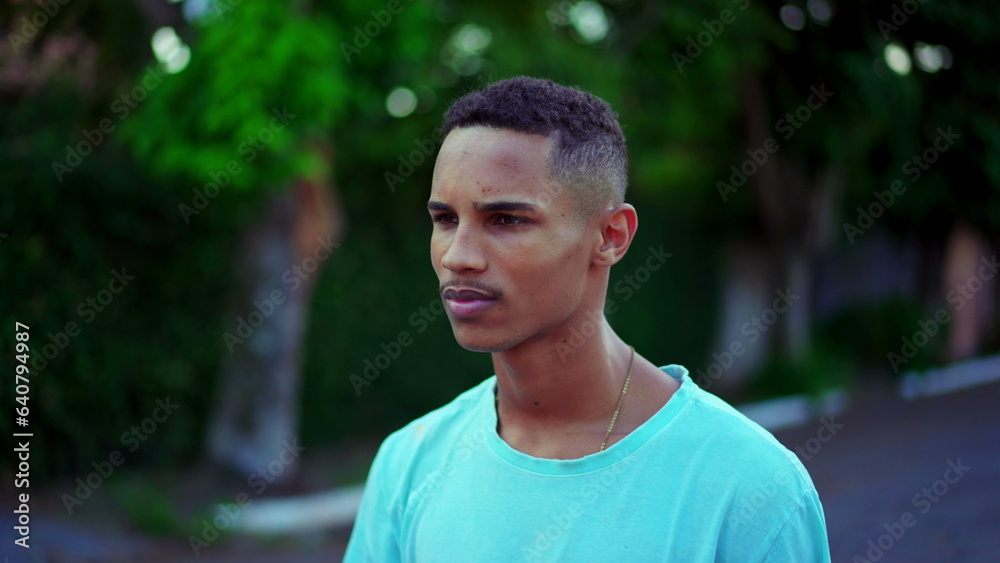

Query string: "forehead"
[431, 127, 557, 201]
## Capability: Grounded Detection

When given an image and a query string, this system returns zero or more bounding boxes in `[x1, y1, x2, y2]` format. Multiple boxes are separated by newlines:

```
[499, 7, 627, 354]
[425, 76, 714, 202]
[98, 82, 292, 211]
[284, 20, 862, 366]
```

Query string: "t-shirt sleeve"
[761, 489, 831, 563]
[342, 438, 404, 563]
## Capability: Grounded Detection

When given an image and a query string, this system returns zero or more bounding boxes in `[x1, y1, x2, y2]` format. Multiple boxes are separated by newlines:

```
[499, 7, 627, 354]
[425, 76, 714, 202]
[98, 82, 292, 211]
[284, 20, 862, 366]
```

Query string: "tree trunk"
[738, 74, 846, 364]
[943, 222, 993, 362]
[206, 164, 342, 484]
[712, 241, 773, 393]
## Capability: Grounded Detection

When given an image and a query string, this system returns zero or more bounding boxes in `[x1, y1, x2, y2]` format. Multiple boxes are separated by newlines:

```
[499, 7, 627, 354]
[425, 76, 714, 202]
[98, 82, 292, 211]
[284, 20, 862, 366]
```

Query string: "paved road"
[773, 377, 1000, 563]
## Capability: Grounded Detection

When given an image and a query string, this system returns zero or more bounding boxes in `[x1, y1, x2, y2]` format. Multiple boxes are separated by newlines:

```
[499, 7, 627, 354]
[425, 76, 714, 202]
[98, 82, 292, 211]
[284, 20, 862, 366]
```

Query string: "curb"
[899, 354, 1000, 400]
[224, 484, 365, 534]
[736, 387, 849, 432]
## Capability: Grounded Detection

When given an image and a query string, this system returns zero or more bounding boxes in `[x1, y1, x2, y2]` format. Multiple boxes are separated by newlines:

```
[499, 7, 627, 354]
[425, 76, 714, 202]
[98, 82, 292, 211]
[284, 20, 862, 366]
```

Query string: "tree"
[123, 1, 347, 480]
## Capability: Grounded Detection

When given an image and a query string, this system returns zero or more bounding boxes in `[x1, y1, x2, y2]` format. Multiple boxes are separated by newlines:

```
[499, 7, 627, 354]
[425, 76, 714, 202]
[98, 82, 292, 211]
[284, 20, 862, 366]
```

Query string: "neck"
[491, 309, 632, 433]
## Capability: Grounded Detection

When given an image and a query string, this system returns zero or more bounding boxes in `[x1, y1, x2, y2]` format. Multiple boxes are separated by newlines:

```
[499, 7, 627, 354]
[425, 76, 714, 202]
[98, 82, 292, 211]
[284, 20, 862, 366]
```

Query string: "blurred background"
[2, 0, 999, 561]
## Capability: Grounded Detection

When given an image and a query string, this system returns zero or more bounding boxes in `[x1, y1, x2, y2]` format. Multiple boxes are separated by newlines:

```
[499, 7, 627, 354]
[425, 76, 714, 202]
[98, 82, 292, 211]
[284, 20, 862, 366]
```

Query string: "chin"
[450, 324, 522, 354]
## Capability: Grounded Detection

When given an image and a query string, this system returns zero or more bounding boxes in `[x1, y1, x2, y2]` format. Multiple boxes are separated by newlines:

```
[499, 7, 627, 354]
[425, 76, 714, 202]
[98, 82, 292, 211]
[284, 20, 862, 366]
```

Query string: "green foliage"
[110, 478, 188, 536]
[819, 296, 940, 375]
[124, 2, 348, 191]
[1, 69, 240, 479]
[835, 1, 1000, 233]
[745, 344, 855, 401]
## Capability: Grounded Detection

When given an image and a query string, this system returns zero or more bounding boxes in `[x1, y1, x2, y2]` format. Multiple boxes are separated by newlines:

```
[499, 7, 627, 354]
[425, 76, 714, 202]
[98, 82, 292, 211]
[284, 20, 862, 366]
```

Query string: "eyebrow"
[427, 200, 539, 213]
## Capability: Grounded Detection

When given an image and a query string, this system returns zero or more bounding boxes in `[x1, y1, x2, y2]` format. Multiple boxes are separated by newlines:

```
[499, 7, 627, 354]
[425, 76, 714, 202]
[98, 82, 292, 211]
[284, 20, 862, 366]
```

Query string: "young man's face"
[428, 126, 601, 353]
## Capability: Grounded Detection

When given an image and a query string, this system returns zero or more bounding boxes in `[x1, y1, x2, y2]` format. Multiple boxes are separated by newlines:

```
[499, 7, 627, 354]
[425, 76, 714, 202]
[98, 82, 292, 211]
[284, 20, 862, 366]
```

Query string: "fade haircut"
[440, 76, 628, 217]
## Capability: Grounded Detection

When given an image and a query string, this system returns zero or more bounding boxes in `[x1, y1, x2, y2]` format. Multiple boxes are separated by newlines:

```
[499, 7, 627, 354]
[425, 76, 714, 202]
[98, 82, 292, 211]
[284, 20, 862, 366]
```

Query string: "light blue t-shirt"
[344, 365, 831, 562]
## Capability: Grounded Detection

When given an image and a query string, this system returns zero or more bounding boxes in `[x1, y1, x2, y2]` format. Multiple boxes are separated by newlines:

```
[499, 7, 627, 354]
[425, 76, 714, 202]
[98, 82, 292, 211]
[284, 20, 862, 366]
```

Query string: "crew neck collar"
[483, 365, 693, 475]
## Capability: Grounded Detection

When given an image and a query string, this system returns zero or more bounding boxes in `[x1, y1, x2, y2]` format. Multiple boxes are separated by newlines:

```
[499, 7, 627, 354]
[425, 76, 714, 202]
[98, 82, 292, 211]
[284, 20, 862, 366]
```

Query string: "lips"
[443, 287, 497, 318]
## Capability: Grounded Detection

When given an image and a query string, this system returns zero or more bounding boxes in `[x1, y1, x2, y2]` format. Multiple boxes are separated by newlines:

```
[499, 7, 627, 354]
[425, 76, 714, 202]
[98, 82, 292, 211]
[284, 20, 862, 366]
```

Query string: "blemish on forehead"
[494, 154, 524, 169]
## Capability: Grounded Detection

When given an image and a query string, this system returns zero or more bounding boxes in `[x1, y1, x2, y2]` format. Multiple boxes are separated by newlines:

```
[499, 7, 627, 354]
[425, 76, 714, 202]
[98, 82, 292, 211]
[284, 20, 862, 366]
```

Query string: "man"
[344, 77, 830, 561]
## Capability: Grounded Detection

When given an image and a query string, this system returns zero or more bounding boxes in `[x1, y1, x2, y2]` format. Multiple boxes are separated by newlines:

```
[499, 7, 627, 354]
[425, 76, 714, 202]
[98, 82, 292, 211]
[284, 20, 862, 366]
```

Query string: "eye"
[495, 215, 528, 226]
[431, 213, 458, 225]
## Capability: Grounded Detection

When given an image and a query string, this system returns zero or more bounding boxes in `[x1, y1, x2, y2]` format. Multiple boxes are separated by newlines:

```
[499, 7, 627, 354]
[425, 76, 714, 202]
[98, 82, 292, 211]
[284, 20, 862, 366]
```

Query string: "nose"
[439, 224, 487, 274]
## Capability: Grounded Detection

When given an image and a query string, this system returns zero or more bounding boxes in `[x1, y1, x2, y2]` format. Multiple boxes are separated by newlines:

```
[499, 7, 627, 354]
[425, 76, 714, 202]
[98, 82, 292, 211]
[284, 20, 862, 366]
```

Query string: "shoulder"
[346, 379, 496, 561]
[681, 380, 813, 486]
[670, 375, 827, 557]
[371, 376, 494, 472]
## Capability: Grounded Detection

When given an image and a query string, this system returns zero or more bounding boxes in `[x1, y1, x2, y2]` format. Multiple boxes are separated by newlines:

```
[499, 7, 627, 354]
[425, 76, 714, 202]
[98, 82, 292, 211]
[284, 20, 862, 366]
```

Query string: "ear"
[594, 203, 637, 267]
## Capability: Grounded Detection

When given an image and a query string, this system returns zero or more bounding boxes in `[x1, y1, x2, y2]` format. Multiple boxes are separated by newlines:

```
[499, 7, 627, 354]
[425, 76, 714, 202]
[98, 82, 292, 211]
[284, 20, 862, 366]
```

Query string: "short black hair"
[440, 76, 627, 216]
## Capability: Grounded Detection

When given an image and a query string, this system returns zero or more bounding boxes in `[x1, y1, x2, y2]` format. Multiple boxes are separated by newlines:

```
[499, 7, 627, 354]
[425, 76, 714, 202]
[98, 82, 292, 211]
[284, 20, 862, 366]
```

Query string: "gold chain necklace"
[494, 345, 636, 453]
[601, 345, 635, 452]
